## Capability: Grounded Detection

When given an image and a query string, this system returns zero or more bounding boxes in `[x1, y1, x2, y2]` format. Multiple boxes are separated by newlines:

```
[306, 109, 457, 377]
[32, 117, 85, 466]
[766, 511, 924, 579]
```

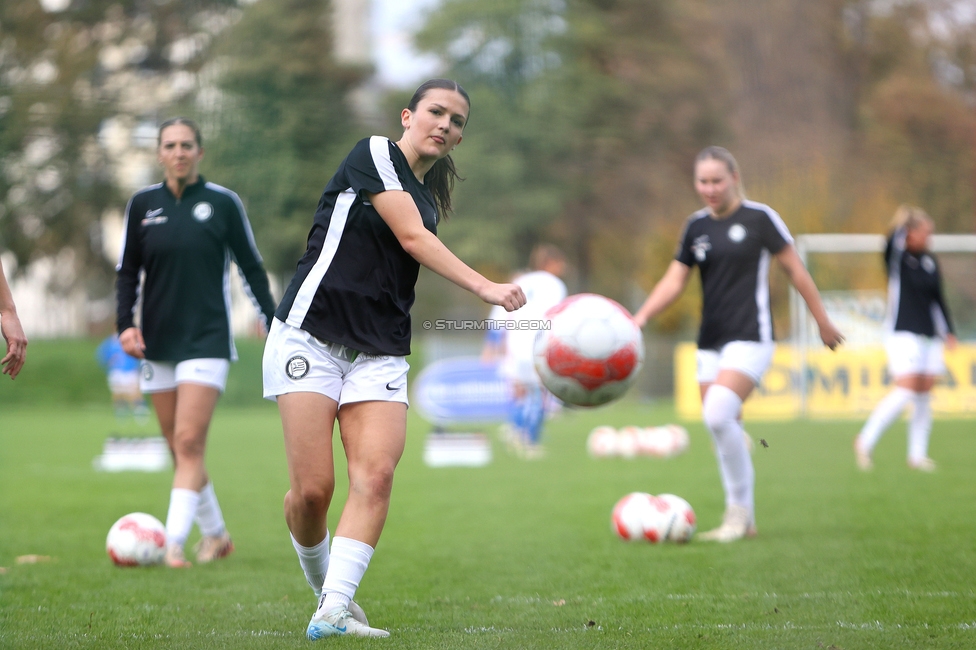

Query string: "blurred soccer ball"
[106, 512, 165, 567]
[586, 426, 618, 458]
[665, 424, 690, 456]
[611, 493, 675, 543]
[534, 294, 644, 407]
[656, 493, 696, 543]
[616, 426, 641, 458]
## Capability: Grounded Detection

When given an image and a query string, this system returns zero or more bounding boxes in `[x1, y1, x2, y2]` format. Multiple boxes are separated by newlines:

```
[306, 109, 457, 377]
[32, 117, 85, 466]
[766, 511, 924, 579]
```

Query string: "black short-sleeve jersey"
[883, 228, 954, 338]
[116, 176, 276, 362]
[275, 136, 438, 356]
[675, 200, 793, 350]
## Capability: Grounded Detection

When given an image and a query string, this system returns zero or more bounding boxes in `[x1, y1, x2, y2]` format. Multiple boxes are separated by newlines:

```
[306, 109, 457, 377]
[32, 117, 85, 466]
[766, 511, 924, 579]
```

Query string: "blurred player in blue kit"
[96, 333, 148, 423]
[482, 244, 567, 458]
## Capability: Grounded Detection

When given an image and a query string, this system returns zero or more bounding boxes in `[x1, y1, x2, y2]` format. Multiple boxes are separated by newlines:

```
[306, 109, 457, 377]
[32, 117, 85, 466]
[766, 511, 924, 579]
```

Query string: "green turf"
[1, 399, 974, 649]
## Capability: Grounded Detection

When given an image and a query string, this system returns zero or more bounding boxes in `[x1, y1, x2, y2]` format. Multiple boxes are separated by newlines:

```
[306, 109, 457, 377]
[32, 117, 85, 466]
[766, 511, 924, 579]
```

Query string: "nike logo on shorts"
[386, 382, 399, 391]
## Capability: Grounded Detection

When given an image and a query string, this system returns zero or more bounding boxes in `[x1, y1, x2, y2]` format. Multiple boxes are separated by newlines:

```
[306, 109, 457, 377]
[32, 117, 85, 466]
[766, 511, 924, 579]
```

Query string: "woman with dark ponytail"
[263, 79, 525, 639]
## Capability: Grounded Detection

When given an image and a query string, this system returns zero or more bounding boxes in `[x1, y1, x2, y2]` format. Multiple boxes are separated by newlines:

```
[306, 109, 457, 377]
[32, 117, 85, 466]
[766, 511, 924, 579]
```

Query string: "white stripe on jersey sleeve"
[206, 182, 265, 263]
[884, 228, 907, 333]
[116, 183, 163, 271]
[221, 249, 239, 362]
[755, 249, 773, 342]
[744, 200, 794, 245]
[369, 136, 404, 191]
[286, 190, 357, 326]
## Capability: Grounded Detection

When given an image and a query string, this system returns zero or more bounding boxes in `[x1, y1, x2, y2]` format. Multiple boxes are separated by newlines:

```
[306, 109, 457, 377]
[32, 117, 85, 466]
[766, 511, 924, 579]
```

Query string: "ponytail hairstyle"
[158, 116, 203, 148]
[695, 146, 746, 199]
[406, 79, 470, 222]
[889, 204, 931, 233]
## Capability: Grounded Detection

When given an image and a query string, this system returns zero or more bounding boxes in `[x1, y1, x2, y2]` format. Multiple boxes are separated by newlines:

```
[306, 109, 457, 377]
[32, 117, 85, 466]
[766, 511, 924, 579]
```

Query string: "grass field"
[2, 396, 975, 649]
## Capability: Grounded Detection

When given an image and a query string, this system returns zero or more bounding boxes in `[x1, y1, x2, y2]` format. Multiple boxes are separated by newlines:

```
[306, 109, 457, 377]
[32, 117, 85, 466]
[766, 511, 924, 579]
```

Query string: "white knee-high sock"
[858, 387, 914, 453]
[908, 392, 932, 462]
[165, 488, 200, 547]
[291, 531, 330, 596]
[320, 536, 373, 611]
[195, 482, 227, 537]
[702, 385, 753, 516]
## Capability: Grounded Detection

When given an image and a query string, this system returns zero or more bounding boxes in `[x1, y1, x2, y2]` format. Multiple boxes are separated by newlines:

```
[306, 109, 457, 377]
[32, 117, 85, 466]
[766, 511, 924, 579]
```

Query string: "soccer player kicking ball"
[262, 79, 525, 638]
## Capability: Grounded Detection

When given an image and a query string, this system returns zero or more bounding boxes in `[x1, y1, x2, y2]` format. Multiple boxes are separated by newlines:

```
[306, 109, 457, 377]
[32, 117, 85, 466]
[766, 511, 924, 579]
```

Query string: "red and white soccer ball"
[610, 492, 675, 543]
[106, 513, 166, 567]
[657, 494, 697, 543]
[534, 294, 644, 407]
[587, 426, 619, 458]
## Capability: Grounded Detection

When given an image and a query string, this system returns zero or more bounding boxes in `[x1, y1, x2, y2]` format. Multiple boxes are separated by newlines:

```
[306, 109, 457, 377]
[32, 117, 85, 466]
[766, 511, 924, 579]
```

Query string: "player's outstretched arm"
[775, 244, 844, 350]
[369, 190, 526, 311]
[632, 260, 691, 328]
[0, 258, 27, 379]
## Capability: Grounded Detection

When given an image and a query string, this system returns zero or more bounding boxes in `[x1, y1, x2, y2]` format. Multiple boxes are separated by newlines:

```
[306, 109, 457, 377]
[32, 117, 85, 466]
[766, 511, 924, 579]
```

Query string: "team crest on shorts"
[286, 356, 310, 380]
[192, 202, 214, 222]
[142, 362, 153, 381]
[728, 223, 747, 242]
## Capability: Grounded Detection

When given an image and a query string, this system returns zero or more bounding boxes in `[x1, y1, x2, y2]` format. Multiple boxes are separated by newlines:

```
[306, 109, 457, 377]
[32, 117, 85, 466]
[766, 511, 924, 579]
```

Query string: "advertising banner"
[675, 343, 976, 420]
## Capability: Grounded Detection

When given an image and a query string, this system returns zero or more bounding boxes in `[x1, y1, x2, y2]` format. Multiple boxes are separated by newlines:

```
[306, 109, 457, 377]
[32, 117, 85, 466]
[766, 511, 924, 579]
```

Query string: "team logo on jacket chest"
[921, 255, 936, 273]
[728, 224, 747, 243]
[192, 202, 214, 222]
[142, 207, 168, 226]
[286, 356, 310, 380]
[692, 235, 711, 262]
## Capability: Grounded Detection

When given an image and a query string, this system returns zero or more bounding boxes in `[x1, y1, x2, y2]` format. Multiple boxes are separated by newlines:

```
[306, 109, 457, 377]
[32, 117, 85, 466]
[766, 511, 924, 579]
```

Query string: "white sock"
[195, 482, 227, 537]
[291, 531, 330, 596]
[858, 387, 913, 453]
[908, 392, 932, 462]
[702, 385, 753, 516]
[165, 488, 200, 547]
[320, 536, 373, 611]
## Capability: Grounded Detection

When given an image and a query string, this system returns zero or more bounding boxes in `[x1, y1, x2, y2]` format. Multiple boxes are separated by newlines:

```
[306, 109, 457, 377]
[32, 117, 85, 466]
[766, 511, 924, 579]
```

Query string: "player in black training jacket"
[262, 80, 525, 639]
[633, 146, 844, 543]
[855, 206, 957, 472]
[117, 117, 276, 568]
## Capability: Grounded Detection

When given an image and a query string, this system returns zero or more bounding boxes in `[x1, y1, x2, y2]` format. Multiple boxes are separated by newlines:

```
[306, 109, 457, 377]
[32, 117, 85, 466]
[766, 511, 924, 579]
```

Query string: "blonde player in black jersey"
[117, 118, 277, 568]
[854, 206, 957, 472]
[263, 79, 525, 639]
[633, 146, 844, 543]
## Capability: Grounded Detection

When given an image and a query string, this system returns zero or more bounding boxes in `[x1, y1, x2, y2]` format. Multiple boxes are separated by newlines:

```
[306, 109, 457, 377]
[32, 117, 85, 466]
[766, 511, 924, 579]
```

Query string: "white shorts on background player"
[262, 318, 409, 406]
[696, 341, 775, 385]
[140, 358, 231, 393]
[885, 331, 945, 377]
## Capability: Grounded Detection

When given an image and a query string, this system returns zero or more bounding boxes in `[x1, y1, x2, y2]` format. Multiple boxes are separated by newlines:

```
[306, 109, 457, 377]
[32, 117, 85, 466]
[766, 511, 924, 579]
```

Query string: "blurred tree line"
[1, 0, 973, 336]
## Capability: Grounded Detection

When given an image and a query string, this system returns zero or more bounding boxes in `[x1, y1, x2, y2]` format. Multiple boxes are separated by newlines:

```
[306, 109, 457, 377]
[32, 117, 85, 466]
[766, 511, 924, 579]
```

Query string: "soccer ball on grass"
[106, 512, 166, 567]
[610, 492, 675, 543]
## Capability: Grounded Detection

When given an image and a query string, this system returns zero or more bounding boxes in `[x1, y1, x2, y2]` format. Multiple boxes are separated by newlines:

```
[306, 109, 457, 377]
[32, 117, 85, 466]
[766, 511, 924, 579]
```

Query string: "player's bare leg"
[304, 400, 404, 638]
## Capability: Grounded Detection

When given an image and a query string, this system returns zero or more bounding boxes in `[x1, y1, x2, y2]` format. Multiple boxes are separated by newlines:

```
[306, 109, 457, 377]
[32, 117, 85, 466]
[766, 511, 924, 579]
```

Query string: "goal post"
[790, 233, 976, 417]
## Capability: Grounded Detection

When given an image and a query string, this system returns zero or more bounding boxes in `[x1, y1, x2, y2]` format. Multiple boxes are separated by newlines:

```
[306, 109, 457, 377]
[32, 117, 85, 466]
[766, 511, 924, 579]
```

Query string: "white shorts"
[107, 369, 140, 394]
[697, 341, 775, 385]
[886, 331, 945, 377]
[140, 358, 231, 393]
[262, 319, 409, 406]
